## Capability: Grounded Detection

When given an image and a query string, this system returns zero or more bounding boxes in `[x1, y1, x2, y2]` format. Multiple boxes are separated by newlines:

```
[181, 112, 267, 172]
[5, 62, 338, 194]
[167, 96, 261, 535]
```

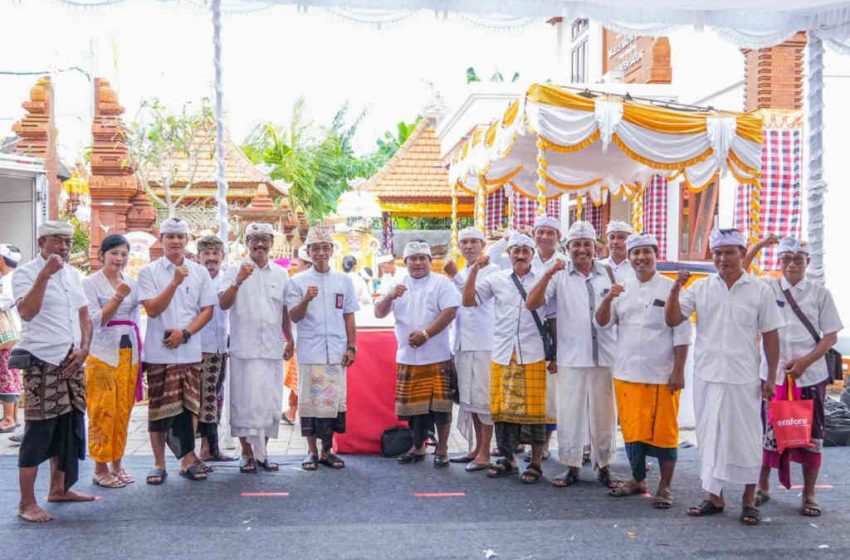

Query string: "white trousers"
[556, 366, 617, 468]
[694, 377, 762, 495]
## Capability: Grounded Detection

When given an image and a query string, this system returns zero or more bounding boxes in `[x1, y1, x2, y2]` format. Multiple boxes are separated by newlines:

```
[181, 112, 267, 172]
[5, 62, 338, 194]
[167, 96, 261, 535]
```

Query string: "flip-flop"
[652, 489, 674, 509]
[397, 452, 426, 464]
[280, 414, 294, 426]
[319, 453, 345, 469]
[301, 454, 319, 471]
[740, 506, 761, 526]
[552, 469, 579, 488]
[755, 489, 771, 507]
[239, 457, 257, 474]
[0, 425, 15, 433]
[93, 473, 125, 489]
[802, 498, 822, 517]
[433, 454, 450, 468]
[465, 462, 491, 472]
[486, 458, 518, 478]
[449, 455, 475, 463]
[521, 463, 543, 484]
[256, 458, 280, 472]
[688, 500, 725, 517]
[609, 480, 647, 497]
[597, 466, 623, 489]
[145, 468, 168, 485]
[179, 464, 207, 481]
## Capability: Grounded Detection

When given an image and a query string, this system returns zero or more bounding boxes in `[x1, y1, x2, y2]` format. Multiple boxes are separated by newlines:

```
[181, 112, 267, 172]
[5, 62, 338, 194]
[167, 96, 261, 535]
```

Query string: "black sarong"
[18, 409, 85, 491]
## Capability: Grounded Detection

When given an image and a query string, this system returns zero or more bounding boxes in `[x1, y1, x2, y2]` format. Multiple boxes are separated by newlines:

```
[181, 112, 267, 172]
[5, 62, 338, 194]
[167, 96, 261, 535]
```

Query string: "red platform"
[335, 329, 405, 454]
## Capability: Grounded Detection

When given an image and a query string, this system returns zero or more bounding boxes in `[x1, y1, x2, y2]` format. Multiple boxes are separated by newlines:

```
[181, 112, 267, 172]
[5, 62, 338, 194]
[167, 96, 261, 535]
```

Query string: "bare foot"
[18, 503, 53, 522]
[47, 489, 96, 503]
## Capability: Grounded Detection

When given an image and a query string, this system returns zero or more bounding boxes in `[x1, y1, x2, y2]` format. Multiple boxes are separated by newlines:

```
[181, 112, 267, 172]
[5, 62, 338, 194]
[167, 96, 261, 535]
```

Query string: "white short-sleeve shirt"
[451, 264, 497, 353]
[545, 261, 618, 368]
[476, 268, 547, 365]
[391, 273, 459, 365]
[286, 268, 359, 365]
[83, 270, 142, 367]
[12, 256, 88, 366]
[199, 274, 229, 355]
[221, 259, 289, 360]
[605, 273, 692, 384]
[759, 277, 843, 387]
[137, 257, 216, 365]
[600, 257, 636, 284]
[679, 272, 785, 385]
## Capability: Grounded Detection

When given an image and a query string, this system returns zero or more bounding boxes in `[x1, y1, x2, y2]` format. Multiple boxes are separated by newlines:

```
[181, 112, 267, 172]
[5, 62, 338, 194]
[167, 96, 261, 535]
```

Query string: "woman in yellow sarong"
[83, 234, 141, 489]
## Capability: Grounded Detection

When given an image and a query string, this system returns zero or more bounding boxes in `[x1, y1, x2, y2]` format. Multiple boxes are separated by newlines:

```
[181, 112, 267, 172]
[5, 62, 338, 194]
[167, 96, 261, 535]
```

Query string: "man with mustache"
[464, 233, 551, 483]
[443, 227, 497, 471]
[375, 241, 458, 467]
[286, 228, 358, 471]
[220, 222, 294, 474]
[526, 221, 620, 489]
[138, 217, 215, 484]
[665, 228, 782, 526]
[596, 233, 691, 508]
[600, 221, 635, 283]
[195, 235, 234, 463]
[13, 221, 93, 522]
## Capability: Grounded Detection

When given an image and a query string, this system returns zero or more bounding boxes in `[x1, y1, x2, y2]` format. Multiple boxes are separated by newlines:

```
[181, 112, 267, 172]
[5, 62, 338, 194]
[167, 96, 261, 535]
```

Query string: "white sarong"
[556, 366, 617, 468]
[297, 363, 347, 418]
[455, 350, 493, 448]
[229, 357, 283, 462]
[694, 377, 762, 495]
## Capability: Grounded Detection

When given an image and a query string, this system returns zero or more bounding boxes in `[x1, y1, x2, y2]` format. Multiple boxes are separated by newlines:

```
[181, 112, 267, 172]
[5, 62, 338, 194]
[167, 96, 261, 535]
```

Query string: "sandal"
[145, 468, 167, 485]
[256, 458, 280, 472]
[301, 454, 319, 471]
[521, 463, 543, 484]
[179, 463, 208, 481]
[524, 451, 550, 463]
[93, 473, 125, 489]
[597, 466, 623, 489]
[449, 454, 475, 464]
[487, 458, 518, 479]
[433, 454, 450, 468]
[397, 452, 426, 464]
[755, 489, 771, 507]
[195, 460, 214, 474]
[740, 505, 761, 526]
[802, 498, 822, 517]
[465, 462, 490, 472]
[113, 469, 135, 485]
[552, 469, 579, 488]
[688, 500, 725, 517]
[652, 488, 674, 509]
[280, 413, 294, 426]
[609, 479, 647, 498]
[319, 453, 345, 469]
[239, 457, 257, 474]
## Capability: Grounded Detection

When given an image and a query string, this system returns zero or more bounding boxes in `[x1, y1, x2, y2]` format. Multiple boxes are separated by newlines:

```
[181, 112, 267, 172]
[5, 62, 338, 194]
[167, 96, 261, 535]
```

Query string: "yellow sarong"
[490, 353, 547, 425]
[614, 379, 680, 449]
[85, 348, 137, 463]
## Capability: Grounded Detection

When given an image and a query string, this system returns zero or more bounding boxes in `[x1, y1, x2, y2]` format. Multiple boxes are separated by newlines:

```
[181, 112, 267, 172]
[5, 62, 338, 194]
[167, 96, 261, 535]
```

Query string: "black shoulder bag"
[778, 281, 843, 383]
[510, 272, 556, 361]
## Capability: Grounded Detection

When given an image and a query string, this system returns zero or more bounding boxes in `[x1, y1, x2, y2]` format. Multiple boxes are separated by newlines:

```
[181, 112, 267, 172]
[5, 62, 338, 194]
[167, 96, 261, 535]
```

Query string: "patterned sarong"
[22, 354, 86, 422]
[144, 362, 201, 423]
[0, 347, 22, 400]
[395, 361, 453, 417]
[85, 348, 137, 463]
[490, 354, 547, 425]
[614, 379, 680, 449]
[199, 353, 227, 425]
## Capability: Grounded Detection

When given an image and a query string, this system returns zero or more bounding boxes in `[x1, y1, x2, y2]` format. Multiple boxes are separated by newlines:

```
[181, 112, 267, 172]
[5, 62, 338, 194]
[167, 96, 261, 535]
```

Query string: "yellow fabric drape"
[379, 202, 474, 217]
[85, 349, 137, 464]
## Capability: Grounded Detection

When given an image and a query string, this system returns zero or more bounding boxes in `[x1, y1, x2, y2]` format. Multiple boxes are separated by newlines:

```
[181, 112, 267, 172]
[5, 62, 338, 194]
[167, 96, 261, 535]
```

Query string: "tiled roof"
[362, 119, 472, 204]
[145, 129, 286, 199]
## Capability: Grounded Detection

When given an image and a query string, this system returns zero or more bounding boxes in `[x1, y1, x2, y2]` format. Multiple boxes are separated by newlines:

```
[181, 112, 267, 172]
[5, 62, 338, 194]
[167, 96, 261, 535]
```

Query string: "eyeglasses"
[779, 255, 807, 265]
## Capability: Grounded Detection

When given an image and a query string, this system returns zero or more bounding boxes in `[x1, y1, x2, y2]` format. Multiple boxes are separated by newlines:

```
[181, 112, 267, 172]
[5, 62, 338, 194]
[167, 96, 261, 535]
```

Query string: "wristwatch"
[181, 329, 192, 343]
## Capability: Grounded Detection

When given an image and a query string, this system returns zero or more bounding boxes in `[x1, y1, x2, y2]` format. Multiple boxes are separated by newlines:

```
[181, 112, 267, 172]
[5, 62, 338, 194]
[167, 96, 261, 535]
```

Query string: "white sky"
[0, 0, 562, 163]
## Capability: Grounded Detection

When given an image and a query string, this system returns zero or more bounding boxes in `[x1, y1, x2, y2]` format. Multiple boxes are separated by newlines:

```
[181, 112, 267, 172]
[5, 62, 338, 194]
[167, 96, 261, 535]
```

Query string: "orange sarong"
[614, 378, 680, 449]
[85, 348, 137, 463]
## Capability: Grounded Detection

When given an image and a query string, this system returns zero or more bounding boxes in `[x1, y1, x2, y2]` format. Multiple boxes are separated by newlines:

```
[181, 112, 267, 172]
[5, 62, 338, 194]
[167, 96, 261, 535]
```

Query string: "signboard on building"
[603, 30, 671, 84]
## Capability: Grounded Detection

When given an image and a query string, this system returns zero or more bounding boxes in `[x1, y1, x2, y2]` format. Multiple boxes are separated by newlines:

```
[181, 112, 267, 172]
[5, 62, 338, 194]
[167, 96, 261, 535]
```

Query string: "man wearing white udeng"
[219, 222, 294, 473]
[665, 228, 782, 526]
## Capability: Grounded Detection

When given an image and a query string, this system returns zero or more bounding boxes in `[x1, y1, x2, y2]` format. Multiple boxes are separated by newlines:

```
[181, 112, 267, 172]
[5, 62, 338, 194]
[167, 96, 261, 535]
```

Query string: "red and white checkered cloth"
[485, 187, 506, 231]
[585, 201, 604, 235]
[511, 190, 537, 230]
[734, 127, 803, 270]
[643, 176, 668, 261]
[547, 196, 562, 219]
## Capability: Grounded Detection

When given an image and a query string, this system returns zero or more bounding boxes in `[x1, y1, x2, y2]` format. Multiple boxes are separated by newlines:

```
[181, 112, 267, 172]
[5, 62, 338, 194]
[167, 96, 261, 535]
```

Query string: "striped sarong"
[395, 361, 453, 417]
[144, 362, 201, 423]
[491, 354, 547, 425]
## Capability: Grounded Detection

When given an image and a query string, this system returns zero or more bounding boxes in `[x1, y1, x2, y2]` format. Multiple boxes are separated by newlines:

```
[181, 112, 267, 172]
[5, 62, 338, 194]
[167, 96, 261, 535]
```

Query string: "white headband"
[777, 236, 809, 255]
[297, 246, 313, 263]
[534, 215, 561, 234]
[246, 222, 275, 237]
[606, 220, 634, 235]
[458, 227, 485, 242]
[507, 232, 535, 250]
[565, 220, 597, 243]
[376, 254, 394, 265]
[626, 233, 658, 253]
[0, 244, 22, 263]
[403, 241, 431, 259]
[37, 220, 74, 238]
[709, 228, 746, 250]
[305, 228, 333, 247]
[159, 217, 189, 235]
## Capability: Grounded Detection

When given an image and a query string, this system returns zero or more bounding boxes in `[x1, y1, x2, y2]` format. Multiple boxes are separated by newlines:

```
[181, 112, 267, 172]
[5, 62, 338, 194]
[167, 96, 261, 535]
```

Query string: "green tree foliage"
[371, 117, 421, 169]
